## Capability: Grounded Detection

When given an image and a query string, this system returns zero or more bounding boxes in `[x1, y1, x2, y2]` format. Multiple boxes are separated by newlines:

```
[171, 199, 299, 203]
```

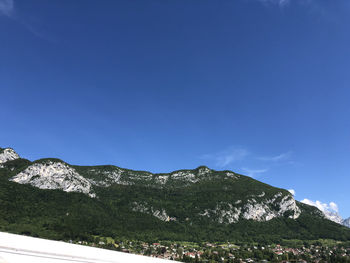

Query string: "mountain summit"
[0, 147, 349, 242]
[0, 147, 19, 167]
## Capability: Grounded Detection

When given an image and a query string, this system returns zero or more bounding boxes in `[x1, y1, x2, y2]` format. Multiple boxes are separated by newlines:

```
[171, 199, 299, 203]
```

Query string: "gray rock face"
[198, 193, 301, 224]
[10, 161, 96, 198]
[132, 202, 176, 222]
[0, 148, 19, 166]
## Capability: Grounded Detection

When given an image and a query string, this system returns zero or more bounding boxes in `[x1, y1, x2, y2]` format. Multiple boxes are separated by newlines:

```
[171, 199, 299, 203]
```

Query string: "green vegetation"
[1, 157, 350, 245]
[67, 237, 350, 263]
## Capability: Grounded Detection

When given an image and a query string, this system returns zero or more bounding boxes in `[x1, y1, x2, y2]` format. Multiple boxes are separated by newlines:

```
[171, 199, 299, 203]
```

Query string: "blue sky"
[1, 0, 349, 218]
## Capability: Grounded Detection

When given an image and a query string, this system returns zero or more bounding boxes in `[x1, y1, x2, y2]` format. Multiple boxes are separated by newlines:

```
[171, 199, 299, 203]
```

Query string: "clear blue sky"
[1, 0, 349, 217]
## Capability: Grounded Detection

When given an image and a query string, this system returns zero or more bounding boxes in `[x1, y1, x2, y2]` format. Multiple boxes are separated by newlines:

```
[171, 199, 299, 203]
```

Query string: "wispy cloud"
[288, 189, 295, 196]
[241, 167, 268, 178]
[200, 147, 249, 167]
[258, 151, 292, 162]
[0, 0, 14, 17]
[256, 0, 321, 9]
[0, 0, 55, 42]
[257, 0, 290, 7]
[301, 199, 339, 213]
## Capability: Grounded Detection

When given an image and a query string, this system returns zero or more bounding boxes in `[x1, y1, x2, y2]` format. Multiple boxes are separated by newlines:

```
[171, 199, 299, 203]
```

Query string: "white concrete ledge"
[0, 232, 174, 263]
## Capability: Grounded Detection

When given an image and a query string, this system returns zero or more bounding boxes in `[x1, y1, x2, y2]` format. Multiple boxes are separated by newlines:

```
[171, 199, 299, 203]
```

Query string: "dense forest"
[1, 156, 350, 244]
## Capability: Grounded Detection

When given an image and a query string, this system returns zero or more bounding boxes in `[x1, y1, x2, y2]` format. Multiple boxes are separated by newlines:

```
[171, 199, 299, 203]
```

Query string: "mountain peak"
[0, 147, 20, 165]
[196, 165, 211, 170]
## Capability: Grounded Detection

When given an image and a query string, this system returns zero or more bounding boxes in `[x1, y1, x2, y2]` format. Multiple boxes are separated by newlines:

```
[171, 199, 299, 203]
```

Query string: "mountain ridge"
[4, 152, 302, 222]
[1, 147, 350, 243]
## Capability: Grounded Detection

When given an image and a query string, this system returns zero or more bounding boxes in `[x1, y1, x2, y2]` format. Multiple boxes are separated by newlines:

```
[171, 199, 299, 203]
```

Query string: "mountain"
[0, 148, 19, 167]
[1, 147, 350, 243]
[344, 218, 350, 228]
[323, 210, 343, 225]
[318, 210, 350, 229]
[300, 199, 349, 228]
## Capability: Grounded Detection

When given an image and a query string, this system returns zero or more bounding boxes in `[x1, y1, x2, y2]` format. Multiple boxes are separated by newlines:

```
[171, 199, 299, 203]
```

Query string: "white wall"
[0, 232, 174, 263]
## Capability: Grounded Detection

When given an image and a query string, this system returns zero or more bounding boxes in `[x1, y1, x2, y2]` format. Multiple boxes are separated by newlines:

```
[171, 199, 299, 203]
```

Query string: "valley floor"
[63, 235, 350, 263]
[1, 231, 350, 262]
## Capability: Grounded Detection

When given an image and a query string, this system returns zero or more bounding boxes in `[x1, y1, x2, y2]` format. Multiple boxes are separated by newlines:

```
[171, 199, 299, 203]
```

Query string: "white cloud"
[258, 0, 290, 7]
[201, 147, 249, 167]
[301, 199, 343, 224]
[241, 167, 268, 178]
[0, 0, 14, 17]
[329, 202, 339, 213]
[258, 151, 292, 162]
[301, 199, 334, 213]
[288, 189, 295, 196]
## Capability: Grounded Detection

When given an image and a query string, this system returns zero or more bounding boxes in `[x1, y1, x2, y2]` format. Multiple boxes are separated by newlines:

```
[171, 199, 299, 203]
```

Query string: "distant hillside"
[344, 218, 350, 228]
[1, 147, 350, 243]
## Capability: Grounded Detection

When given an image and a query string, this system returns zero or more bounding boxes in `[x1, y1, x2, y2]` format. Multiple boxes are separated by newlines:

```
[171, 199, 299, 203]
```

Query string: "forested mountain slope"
[1, 147, 350, 243]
